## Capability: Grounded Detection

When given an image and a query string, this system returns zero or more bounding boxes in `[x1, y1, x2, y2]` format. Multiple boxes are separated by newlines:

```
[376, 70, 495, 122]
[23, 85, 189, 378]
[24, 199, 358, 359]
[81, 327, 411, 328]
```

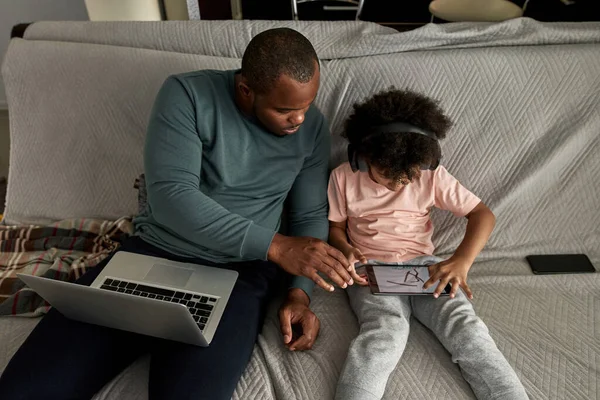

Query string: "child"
[328, 89, 528, 400]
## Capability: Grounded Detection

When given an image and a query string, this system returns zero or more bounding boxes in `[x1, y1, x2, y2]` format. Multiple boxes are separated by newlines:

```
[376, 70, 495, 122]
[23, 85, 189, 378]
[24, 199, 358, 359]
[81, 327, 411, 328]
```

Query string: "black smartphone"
[526, 254, 596, 275]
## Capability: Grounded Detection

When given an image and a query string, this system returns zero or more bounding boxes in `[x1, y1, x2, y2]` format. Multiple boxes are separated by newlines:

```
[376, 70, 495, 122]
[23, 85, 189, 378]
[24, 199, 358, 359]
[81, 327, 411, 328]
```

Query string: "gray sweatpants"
[335, 256, 528, 400]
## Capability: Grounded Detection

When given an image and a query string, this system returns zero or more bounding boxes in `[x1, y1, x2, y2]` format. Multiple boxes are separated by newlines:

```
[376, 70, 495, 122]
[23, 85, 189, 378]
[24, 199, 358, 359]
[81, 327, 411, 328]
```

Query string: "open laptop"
[17, 251, 238, 346]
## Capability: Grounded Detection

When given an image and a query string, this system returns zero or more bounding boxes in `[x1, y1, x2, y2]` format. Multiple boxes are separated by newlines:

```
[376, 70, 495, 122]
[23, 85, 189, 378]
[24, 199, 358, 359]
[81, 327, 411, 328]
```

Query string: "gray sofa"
[1, 19, 599, 399]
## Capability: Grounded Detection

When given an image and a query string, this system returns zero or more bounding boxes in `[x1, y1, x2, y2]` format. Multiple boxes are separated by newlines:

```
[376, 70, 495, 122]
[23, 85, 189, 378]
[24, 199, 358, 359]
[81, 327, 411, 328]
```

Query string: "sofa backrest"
[2, 19, 599, 261]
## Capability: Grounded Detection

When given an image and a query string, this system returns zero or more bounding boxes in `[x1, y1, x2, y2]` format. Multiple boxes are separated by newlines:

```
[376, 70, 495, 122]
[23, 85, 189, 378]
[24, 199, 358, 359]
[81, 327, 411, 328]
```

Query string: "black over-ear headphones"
[348, 122, 441, 173]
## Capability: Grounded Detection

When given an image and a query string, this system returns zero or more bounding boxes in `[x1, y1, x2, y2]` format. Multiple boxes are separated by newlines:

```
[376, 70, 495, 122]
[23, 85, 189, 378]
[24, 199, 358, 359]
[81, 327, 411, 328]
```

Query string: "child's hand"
[423, 256, 474, 299]
[342, 247, 369, 286]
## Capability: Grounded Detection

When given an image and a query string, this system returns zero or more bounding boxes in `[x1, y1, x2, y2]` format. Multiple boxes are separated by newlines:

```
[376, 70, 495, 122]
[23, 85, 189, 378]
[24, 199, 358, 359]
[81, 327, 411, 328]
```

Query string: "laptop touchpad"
[144, 264, 193, 288]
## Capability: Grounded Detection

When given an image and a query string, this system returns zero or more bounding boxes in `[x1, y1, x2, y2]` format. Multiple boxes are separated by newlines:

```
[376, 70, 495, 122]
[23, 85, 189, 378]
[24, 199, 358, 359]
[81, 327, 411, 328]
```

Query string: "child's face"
[368, 164, 420, 191]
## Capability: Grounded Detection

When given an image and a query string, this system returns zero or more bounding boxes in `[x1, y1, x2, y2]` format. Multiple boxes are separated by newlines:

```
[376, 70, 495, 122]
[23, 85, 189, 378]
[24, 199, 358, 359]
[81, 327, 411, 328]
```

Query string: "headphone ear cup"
[358, 157, 369, 172]
[348, 144, 359, 172]
[348, 143, 369, 173]
[430, 141, 442, 170]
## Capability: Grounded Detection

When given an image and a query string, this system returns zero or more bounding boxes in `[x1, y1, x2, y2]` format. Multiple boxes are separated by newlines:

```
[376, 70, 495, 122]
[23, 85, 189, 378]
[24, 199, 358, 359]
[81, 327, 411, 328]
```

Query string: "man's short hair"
[241, 28, 319, 94]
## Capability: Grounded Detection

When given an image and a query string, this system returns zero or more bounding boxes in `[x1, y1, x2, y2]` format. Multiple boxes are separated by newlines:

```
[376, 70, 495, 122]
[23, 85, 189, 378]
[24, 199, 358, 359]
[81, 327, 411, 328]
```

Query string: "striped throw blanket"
[0, 218, 132, 316]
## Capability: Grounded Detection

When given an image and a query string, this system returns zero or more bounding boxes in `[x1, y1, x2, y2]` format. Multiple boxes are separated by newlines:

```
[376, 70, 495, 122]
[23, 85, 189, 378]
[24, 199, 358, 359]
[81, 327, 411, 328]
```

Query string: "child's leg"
[411, 292, 528, 400]
[335, 285, 412, 400]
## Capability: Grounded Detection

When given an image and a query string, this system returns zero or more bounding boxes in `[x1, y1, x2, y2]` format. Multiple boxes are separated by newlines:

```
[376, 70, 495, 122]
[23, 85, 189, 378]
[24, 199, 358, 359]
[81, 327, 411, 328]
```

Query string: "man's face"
[252, 68, 320, 137]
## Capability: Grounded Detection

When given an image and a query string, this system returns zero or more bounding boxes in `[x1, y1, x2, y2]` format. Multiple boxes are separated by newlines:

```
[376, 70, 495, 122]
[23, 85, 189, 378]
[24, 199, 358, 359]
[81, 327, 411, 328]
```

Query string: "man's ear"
[238, 76, 254, 101]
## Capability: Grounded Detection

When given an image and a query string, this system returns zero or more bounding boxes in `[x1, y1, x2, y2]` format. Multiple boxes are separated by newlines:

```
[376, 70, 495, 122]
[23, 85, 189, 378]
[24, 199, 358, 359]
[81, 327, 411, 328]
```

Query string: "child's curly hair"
[343, 88, 453, 183]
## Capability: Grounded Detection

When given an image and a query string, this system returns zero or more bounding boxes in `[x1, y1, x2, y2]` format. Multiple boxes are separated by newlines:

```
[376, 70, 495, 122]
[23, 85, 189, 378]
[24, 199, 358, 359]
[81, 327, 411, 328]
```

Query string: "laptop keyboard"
[99, 278, 217, 332]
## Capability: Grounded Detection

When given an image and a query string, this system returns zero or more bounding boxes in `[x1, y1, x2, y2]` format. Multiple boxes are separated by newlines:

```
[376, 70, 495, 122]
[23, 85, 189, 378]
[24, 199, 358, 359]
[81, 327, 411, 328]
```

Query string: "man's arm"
[284, 113, 331, 299]
[144, 76, 275, 260]
[276, 113, 331, 351]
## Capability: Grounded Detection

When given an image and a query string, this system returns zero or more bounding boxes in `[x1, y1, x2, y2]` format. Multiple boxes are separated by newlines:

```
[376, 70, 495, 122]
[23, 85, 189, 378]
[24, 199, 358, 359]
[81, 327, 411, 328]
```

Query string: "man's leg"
[148, 260, 282, 400]
[0, 238, 154, 400]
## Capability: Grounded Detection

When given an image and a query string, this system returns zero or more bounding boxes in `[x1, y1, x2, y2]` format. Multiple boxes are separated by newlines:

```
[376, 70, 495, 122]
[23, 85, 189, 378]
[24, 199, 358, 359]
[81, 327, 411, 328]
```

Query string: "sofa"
[1, 19, 599, 399]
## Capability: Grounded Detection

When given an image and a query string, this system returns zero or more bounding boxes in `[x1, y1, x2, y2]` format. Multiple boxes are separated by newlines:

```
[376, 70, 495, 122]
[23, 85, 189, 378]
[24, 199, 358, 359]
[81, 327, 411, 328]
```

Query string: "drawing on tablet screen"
[386, 267, 425, 287]
[372, 265, 434, 294]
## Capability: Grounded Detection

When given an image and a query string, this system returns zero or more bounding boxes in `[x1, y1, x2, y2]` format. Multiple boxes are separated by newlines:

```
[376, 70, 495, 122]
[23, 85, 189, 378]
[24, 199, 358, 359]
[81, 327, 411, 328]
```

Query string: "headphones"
[348, 122, 441, 173]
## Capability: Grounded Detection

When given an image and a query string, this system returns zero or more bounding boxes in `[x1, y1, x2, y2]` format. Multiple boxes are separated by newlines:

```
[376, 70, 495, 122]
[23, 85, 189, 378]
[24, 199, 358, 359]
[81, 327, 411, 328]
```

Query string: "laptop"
[17, 251, 238, 346]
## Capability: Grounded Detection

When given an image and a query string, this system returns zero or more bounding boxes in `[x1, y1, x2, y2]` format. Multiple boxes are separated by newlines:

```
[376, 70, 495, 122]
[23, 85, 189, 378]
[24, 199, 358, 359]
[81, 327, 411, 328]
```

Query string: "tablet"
[365, 264, 451, 296]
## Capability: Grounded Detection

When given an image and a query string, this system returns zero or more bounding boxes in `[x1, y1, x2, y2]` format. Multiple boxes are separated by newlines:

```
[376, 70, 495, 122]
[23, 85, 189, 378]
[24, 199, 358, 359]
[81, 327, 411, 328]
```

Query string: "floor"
[0, 110, 8, 215]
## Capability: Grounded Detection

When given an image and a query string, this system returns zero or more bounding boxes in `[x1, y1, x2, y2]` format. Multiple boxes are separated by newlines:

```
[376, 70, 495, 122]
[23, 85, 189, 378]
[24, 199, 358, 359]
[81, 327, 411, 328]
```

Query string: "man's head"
[237, 28, 320, 136]
[344, 88, 452, 191]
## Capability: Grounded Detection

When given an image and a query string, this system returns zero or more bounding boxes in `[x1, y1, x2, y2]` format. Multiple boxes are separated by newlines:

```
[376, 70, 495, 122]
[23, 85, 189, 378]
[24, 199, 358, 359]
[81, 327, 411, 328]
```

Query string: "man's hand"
[341, 246, 369, 286]
[423, 256, 474, 299]
[268, 234, 354, 291]
[279, 288, 320, 351]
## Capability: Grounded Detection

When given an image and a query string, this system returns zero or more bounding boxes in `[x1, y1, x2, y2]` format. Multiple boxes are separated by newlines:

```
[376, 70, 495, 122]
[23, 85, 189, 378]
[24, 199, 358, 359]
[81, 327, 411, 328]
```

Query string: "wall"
[0, 0, 89, 109]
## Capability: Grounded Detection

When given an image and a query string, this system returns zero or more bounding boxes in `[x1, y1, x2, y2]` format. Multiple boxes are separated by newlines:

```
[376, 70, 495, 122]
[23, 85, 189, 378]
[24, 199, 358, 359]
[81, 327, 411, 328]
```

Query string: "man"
[0, 28, 353, 400]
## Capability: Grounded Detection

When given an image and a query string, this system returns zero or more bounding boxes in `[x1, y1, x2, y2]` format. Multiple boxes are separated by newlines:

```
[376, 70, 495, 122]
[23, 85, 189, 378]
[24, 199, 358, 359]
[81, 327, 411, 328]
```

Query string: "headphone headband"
[368, 122, 438, 140]
[348, 122, 440, 173]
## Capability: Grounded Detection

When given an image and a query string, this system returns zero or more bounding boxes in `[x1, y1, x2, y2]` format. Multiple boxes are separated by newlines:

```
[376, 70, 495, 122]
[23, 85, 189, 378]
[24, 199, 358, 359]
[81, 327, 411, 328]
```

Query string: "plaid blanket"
[0, 217, 132, 316]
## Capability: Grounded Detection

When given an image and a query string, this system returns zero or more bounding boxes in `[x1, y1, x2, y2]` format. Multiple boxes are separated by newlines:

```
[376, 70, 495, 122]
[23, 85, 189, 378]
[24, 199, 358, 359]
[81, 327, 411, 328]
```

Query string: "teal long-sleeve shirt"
[133, 70, 330, 297]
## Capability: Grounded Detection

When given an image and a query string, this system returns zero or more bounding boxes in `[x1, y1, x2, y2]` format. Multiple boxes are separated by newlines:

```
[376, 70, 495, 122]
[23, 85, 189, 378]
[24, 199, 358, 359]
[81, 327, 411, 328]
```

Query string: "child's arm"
[329, 220, 369, 285]
[453, 202, 496, 263]
[423, 201, 496, 299]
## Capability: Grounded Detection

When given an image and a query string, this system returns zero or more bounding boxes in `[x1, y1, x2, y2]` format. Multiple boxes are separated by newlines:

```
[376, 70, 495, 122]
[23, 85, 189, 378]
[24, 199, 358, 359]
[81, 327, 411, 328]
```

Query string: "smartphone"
[526, 254, 596, 275]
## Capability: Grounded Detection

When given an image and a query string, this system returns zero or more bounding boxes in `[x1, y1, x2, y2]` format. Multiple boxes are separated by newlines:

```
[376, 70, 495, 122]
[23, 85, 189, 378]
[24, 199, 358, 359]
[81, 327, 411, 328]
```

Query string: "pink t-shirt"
[328, 162, 481, 263]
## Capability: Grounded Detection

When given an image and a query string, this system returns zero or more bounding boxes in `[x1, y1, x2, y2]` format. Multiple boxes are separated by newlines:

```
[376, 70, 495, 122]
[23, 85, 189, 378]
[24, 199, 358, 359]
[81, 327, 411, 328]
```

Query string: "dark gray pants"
[0, 236, 283, 400]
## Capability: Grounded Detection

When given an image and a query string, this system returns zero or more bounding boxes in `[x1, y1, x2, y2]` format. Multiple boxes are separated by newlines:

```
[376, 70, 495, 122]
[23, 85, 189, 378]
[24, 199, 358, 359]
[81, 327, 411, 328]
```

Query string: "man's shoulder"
[166, 70, 233, 97]
[299, 105, 329, 149]
[304, 104, 327, 128]
[172, 69, 232, 82]
[294, 105, 328, 153]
